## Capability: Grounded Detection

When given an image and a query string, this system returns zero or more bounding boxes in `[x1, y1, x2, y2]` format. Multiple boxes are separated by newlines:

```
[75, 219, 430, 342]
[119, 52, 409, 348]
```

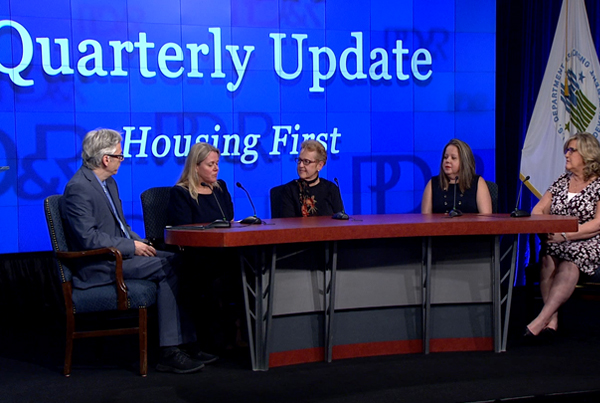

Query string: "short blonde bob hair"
[301, 140, 328, 164]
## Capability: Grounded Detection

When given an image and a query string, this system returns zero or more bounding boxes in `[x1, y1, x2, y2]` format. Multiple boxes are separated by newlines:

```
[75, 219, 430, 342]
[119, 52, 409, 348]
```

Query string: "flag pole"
[564, 0, 570, 97]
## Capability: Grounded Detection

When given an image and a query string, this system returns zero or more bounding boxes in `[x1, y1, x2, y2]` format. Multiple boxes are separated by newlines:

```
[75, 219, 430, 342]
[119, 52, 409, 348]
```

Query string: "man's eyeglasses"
[106, 154, 125, 161]
[295, 157, 317, 165]
[565, 147, 578, 155]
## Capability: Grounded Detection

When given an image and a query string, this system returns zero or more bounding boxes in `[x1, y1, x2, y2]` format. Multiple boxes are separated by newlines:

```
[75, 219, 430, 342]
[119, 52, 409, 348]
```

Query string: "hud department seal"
[551, 47, 600, 141]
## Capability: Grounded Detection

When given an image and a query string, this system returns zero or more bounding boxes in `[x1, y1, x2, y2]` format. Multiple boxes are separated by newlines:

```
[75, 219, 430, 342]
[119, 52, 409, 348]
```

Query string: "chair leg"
[139, 308, 148, 376]
[64, 313, 75, 377]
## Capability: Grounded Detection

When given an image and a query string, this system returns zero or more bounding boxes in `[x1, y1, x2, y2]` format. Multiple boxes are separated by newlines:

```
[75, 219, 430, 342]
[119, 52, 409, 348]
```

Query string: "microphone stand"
[201, 182, 231, 228]
[236, 182, 262, 224]
[332, 178, 350, 220]
[511, 175, 531, 217]
[448, 176, 463, 217]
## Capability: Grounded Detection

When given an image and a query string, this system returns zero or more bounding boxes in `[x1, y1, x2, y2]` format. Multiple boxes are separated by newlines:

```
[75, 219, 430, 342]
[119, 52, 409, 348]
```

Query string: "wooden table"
[166, 214, 577, 371]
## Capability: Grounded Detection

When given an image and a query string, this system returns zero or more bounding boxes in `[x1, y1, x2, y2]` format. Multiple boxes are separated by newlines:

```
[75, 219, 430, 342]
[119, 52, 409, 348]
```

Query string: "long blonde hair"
[438, 139, 476, 194]
[175, 142, 221, 201]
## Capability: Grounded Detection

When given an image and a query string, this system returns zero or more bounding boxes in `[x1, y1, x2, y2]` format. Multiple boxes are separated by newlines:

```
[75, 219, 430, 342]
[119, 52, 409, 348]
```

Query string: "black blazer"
[167, 180, 234, 225]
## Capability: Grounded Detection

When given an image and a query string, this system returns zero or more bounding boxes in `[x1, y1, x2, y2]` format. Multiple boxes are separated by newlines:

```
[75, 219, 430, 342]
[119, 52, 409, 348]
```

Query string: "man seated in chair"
[61, 128, 217, 374]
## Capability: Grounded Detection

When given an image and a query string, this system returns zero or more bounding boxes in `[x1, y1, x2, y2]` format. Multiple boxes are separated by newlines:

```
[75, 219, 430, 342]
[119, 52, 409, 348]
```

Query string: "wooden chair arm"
[56, 247, 128, 310]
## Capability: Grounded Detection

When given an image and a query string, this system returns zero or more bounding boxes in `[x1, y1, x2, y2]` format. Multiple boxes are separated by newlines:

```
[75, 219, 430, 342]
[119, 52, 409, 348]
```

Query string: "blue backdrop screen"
[0, 0, 496, 253]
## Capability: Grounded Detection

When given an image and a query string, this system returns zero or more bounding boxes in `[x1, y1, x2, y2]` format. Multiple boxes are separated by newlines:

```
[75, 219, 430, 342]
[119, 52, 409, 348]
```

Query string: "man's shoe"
[180, 343, 219, 364]
[193, 351, 219, 364]
[156, 347, 204, 374]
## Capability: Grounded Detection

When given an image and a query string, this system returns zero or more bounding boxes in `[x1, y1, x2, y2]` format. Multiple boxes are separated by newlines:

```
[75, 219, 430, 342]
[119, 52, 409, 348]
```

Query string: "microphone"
[511, 175, 531, 218]
[448, 176, 463, 217]
[0, 166, 9, 171]
[236, 182, 262, 225]
[332, 178, 349, 220]
[200, 182, 231, 228]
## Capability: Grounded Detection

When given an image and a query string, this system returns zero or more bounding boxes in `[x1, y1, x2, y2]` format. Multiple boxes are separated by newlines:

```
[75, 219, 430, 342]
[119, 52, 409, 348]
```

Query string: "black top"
[431, 175, 480, 214]
[167, 180, 234, 225]
[279, 178, 344, 218]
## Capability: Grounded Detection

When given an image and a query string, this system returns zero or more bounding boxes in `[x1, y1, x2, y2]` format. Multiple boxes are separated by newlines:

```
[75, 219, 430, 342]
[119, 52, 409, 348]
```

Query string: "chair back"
[45, 197, 156, 377]
[270, 184, 286, 218]
[141, 187, 171, 244]
[486, 180, 498, 213]
[44, 195, 72, 283]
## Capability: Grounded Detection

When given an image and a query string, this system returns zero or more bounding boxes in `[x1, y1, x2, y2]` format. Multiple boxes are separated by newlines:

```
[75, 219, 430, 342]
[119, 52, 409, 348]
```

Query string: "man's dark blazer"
[61, 165, 143, 289]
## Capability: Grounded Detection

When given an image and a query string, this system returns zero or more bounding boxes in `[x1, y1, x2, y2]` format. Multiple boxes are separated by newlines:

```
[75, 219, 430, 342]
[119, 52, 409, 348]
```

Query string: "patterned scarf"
[297, 177, 319, 217]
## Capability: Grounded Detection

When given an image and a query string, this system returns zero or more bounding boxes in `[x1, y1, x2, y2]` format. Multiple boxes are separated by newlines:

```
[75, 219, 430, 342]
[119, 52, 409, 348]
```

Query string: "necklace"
[304, 175, 320, 186]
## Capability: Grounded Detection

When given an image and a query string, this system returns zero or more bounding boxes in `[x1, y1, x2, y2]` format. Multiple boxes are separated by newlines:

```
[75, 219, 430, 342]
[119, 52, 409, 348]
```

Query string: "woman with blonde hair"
[167, 142, 241, 352]
[167, 142, 234, 226]
[526, 132, 600, 340]
[421, 139, 492, 214]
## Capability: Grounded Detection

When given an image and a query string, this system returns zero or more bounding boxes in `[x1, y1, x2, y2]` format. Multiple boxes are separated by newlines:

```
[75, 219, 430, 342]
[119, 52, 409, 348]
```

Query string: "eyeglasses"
[565, 147, 578, 155]
[106, 154, 125, 161]
[295, 157, 317, 165]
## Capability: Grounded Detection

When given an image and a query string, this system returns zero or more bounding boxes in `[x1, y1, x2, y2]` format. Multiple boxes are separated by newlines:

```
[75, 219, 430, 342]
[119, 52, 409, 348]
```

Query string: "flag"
[520, 0, 600, 198]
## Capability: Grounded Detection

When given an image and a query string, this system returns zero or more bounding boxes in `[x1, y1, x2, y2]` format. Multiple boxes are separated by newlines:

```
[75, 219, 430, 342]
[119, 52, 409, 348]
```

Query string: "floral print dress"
[544, 173, 600, 275]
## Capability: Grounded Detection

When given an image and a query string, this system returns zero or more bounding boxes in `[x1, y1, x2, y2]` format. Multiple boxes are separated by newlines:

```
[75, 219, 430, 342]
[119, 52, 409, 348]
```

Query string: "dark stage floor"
[1, 289, 600, 403]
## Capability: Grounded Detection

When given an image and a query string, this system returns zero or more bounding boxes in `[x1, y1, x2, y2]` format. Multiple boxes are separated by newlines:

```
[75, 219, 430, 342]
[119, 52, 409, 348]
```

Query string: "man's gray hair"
[81, 129, 122, 169]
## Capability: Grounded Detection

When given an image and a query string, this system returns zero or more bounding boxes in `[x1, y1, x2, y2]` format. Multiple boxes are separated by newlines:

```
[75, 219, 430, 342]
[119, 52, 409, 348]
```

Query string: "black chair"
[44, 195, 157, 376]
[140, 187, 171, 249]
[486, 180, 498, 213]
[575, 270, 600, 301]
[269, 184, 286, 218]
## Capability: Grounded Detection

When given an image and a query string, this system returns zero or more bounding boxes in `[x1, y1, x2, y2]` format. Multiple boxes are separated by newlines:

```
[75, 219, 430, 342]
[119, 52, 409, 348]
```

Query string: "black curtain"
[496, 0, 600, 284]
[0, 251, 64, 363]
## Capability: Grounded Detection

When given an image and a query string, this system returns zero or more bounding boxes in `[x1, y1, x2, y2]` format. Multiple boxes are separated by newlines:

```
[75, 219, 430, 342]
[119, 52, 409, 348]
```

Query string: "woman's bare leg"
[538, 255, 559, 331]
[527, 259, 579, 335]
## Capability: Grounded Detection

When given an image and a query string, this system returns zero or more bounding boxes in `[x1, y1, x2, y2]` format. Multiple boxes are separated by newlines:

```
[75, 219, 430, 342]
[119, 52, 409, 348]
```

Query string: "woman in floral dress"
[527, 132, 600, 339]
